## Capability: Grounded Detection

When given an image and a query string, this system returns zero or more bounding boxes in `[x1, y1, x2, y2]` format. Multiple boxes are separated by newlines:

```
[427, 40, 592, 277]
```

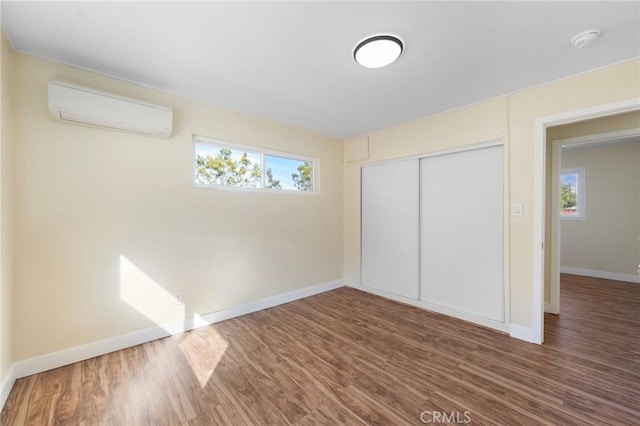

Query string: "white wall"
[9, 50, 344, 362]
[561, 142, 640, 277]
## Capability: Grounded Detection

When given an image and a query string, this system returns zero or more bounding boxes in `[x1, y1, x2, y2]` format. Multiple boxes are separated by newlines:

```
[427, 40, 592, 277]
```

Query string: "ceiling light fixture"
[571, 28, 602, 48]
[354, 35, 403, 68]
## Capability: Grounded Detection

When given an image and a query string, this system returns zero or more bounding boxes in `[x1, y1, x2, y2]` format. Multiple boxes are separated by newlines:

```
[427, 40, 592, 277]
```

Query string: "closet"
[361, 143, 505, 327]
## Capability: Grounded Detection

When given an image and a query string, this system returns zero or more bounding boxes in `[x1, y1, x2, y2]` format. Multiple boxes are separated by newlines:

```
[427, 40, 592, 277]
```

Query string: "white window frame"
[192, 135, 318, 194]
[559, 167, 585, 220]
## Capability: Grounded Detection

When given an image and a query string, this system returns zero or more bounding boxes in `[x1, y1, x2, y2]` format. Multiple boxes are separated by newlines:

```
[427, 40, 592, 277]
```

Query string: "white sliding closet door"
[420, 145, 504, 321]
[361, 159, 420, 299]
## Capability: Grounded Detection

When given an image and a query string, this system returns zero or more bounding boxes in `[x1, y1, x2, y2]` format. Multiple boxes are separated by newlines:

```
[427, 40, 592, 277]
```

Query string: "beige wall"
[0, 30, 15, 385]
[548, 111, 640, 141]
[10, 51, 344, 361]
[560, 142, 639, 276]
[507, 61, 638, 326]
[545, 112, 640, 300]
[345, 60, 640, 331]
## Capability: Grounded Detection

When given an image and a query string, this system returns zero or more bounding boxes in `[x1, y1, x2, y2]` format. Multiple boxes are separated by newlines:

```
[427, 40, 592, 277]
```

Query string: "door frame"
[532, 98, 640, 344]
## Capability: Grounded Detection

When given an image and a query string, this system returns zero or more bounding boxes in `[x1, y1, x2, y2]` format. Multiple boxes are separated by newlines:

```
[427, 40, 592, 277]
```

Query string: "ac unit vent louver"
[48, 80, 173, 138]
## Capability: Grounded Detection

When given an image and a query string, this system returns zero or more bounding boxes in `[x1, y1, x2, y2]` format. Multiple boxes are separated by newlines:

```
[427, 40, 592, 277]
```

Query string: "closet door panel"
[420, 145, 504, 321]
[361, 159, 420, 299]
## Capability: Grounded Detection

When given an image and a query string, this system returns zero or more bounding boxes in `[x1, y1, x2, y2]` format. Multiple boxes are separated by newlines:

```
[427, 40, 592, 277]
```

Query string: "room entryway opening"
[533, 99, 640, 343]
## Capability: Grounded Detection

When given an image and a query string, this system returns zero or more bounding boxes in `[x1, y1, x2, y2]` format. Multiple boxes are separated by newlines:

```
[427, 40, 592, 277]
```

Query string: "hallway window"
[560, 167, 585, 219]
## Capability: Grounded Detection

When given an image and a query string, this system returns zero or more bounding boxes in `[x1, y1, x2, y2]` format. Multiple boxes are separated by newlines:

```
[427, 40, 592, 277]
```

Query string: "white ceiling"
[2, 2, 639, 139]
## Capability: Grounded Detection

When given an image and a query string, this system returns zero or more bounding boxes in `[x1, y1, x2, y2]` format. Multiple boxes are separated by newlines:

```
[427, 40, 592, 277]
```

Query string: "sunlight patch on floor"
[179, 320, 229, 388]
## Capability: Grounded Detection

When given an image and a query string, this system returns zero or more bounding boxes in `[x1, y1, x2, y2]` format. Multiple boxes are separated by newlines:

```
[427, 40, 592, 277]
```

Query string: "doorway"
[546, 120, 640, 316]
[532, 98, 640, 344]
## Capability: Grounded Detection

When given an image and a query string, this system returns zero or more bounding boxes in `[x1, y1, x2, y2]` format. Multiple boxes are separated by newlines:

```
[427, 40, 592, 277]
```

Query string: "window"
[194, 143, 262, 188]
[560, 167, 585, 219]
[264, 155, 313, 191]
[194, 137, 315, 193]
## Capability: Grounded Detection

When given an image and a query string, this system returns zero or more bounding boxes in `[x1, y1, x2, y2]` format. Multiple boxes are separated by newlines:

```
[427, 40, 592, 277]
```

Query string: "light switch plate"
[512, 203, 523, 216]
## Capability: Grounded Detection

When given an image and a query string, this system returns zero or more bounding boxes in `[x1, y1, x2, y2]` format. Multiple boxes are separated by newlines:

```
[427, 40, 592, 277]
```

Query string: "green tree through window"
[265, 168, 282, 189]
[292, 162, 313, 191]
[194, 141, 315, 193]
[195, 148, 262, 187]
[560, 169, 584, 218]
[560, 181, 576, 211]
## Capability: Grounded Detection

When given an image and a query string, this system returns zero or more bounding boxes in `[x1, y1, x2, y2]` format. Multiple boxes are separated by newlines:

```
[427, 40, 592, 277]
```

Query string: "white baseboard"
[357, 285, 509, 334]
[509, 324, 538, 343]
[544, 301, 559, 314]
[560, 267, 639, 284]
[12, 279, 344, 381]
[0, 364, 16, 412]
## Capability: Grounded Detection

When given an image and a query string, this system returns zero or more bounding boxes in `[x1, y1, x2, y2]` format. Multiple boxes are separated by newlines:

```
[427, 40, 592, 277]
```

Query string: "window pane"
[560, 173, 579, 216]
[264, 155, 313, 191]
[194, 143, 262, 188]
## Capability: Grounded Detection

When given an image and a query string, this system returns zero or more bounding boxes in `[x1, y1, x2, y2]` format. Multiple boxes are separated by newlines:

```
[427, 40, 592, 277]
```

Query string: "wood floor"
[2, 274, 639, 425]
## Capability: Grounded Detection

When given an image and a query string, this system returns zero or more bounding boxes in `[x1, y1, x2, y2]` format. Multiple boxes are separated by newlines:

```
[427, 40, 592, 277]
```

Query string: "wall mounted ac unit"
[48, 80, 173, 138]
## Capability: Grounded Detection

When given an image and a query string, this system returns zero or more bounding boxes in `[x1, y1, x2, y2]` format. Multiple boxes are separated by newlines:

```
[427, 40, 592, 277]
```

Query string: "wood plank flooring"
[2, 274, 639, 425]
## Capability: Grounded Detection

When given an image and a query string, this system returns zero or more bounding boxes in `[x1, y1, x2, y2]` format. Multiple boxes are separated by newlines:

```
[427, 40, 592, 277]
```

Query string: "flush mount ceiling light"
[571, 28, 602, 48]
[354, 35, 404, 68]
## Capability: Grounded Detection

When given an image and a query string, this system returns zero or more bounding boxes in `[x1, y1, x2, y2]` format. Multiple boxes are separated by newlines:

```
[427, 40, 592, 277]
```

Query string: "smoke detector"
[571, 29, 602, 48]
